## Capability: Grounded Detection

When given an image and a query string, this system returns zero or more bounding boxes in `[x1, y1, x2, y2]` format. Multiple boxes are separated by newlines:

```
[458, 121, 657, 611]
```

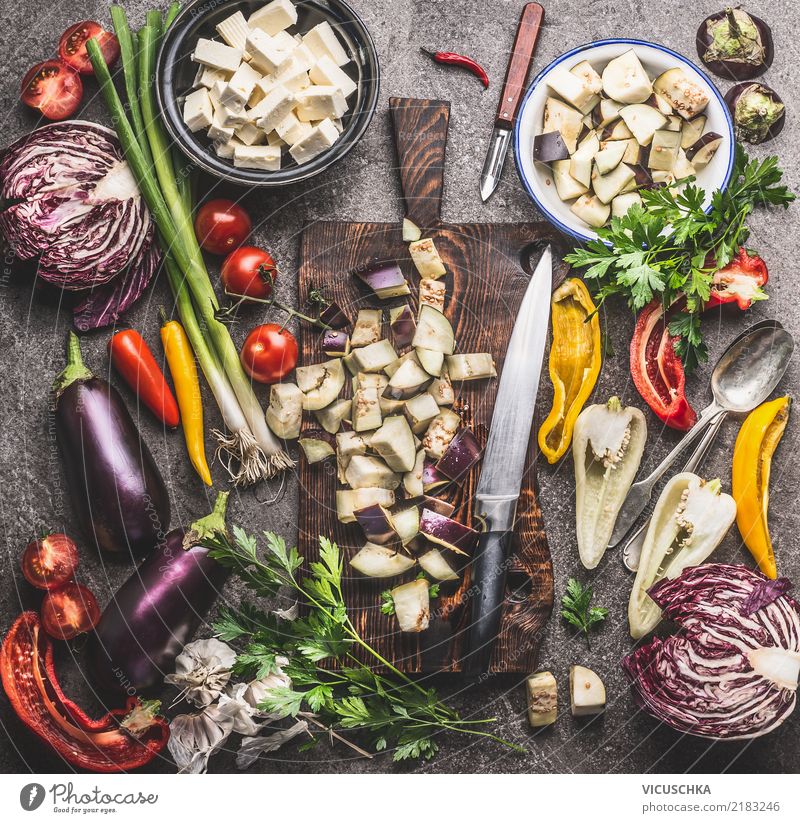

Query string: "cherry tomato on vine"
[58, 21, 120, 75]
[20, 60, 83, 121]
[194, 199, 252, 255]
[240, 324, 298, 384]
[21, 534, 80, 591]
[41, 583, 100, 640]
[221, 246, 277, 300]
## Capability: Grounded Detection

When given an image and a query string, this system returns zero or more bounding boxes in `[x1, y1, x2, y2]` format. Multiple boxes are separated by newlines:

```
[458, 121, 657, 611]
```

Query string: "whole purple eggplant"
[88, 493, 231, 692]
[54, 332, 170, 557]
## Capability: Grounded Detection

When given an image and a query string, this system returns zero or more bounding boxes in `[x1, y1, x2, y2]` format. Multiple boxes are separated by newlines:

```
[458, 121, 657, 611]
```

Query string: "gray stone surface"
[1, 0, 798, 774]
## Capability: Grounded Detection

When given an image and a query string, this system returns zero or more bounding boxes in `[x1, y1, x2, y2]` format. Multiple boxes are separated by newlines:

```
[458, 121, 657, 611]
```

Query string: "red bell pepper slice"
[1, 612, 169, 772]
[108, 329, 180, 428]
[630, 299, 697, 431]
[707, 248, 769, 310]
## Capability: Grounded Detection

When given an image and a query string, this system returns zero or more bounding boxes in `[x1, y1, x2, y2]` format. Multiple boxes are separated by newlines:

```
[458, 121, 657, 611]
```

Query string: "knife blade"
[479, 3, 544, 202]
[461, 246, 552, 676]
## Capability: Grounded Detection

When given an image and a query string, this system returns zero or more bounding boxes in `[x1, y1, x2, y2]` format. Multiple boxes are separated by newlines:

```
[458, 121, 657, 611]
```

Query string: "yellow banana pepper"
[537, 278, 601, 463]
[161, 315, 212, 486]
[731, 395, 791, 578]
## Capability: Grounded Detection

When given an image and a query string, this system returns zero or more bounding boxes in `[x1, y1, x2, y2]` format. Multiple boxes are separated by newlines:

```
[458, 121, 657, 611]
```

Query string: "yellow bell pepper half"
[537, 278, 601, 464]
[732, 395, 791, 579]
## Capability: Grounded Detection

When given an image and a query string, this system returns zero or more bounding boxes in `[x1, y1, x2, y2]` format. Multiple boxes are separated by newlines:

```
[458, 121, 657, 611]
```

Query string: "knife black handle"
[461, 528, 514, 677]
[495, 3, 544, 130]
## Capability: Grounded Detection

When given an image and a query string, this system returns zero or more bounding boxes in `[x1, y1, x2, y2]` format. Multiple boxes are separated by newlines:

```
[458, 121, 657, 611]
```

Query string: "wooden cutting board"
[297, 97, 568, 673]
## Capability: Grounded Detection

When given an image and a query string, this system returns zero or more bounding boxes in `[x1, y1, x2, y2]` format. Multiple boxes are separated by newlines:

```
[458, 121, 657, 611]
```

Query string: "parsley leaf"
[561, 578, 608, 649]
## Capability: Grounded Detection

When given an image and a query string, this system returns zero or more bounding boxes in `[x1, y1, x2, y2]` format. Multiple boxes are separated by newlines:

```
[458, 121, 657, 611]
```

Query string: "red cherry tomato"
[240, 324, 298, 384]
[194, 199, 252, 255]
[58, 21, 120, 76]
[221, 246, 277, 300]
[21, 534, 80, 591]
[20, 60, 83, 121]
[40, 583, 100, 640]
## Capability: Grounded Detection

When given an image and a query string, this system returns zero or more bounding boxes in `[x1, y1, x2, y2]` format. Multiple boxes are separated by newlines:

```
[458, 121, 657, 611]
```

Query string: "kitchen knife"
[479, 3, 545, 202]
[462, 246, 552, 676]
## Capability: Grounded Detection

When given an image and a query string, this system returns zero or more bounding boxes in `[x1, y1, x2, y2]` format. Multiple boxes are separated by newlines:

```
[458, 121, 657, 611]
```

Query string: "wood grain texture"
[495, 3, 544, 129]
[297, 98, 568, 673]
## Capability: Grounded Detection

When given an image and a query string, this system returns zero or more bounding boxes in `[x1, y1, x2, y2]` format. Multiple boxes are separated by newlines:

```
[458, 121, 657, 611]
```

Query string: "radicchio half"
[622, 563, 800, 739]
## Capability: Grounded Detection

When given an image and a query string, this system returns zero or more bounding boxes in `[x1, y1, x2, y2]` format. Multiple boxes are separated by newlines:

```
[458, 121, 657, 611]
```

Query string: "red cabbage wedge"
[622, 563, 800, 739]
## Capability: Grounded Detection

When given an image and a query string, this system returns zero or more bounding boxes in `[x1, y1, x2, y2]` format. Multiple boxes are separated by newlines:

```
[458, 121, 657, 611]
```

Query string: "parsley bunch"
[208, 528, 523, 762]
[565, 146, 793, 371]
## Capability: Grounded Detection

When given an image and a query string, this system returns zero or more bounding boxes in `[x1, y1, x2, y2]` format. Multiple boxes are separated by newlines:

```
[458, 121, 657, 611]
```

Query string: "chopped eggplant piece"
[680, 114, 707, 149]
[265, 382, 303, 440]
[542, 98, 583, 154]
[342, 350, 359, 375]
[601, 50, 652, 104]
[337, 430, 368, 458]
[318, 301, 349, 329]
[420, 496, 455, 517]
[352, 387, 383, 432]
[593, 140, 628, 175]
[370, 415, 417, 473]
[546, 67, 598, 113]
[412, 305, 455, 355]
[653, 68, 709, 120]
[336, 488, 395, 523]
[533, 130, 570, 164]
[350, 542, 415, 577]
[404, 392, 440, 434]
[664, 114, 682, 132]
[402, 217, 422, 242]
[685, 132, 723, 168]
[422, 408, 461, 460]
[389, 305, 417, 348]
[571, 60, 603, 94]
[569, 665, 606, 716]
[436, 427, 482, 481]
[421, 458, 449, 493]
[594, 98, 624, 127]
[672, 147, 696, 179]
[384, 350, 420, 378]
[295, 358, 346, 412]
[649, 92, 674, 116]
[390, 504, 420, 545]
[354, 503, 398, 545]
[418, 278, 446, 314]
[403, 449, 426, 497]
[321, 329, 350, 357]
[615, 137, 641, 165]
[568, 133, 600, 188]
[345, 455, 400, 490]
[298, 435, 335, 464]
[619, 104, 667, 146]
[630, 163, 653, 188]
[427, 370, 455, 406]
[354, 261, 410, 300]
[526, 671, 558, 728]
[446, 353, 497, 381]
[383, 359, 432, 401]
[419, 508, 478, 556]
[551, 159, 589, 201]
[416, 347, 444, 377]
[418, 547, 459, 582]
[314, 397, 351, 434]
[390, 579, 430, 633]
[648, 129, 681, 172]
[351, 308, 382, 348]
[602, 119, 634, 141]
[611, 191, 642, 218]
[408, 238, 446, 280]
[571, 193, 610, 228]
[353, 372, 389, 393]
[352, 339, 398, 373]
[592, 161, 636, 204]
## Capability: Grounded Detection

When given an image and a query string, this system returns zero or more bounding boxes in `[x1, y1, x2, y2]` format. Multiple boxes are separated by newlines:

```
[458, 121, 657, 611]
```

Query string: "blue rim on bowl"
[156, 0, 380, 187]
[513, 38, 736, 243]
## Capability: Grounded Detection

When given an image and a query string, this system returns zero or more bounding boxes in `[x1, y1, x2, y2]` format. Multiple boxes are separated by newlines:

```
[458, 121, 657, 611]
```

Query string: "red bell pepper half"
[1, 612, 169, 772]
[629, 248, 769, 431]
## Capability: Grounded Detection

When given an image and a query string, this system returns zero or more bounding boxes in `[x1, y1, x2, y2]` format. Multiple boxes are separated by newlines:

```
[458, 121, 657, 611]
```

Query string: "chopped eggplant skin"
[685, 132, 723, 167]
[533, 130, 570, 164]
[383, 359, 432, 401]
[336, 488, 395, 523]
[436, 427, 483, 481]
[354, 503, 398, 545]
[350, 543, 415, 577]
[322, 329, 350, 357]
[354, 262, 410, 300]
[419, 508, 478, 555]
[389, 305, 417, 348]
[542, 98, 584, 154]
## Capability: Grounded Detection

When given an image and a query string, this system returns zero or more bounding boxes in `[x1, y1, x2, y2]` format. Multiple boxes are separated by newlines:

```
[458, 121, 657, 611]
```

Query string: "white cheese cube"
[235, 121, 266, 146]
[271, 30, 297, 54]
[276, 55, 311, 92]
[292, 43, 316, 73]
[192, 38, 243, 73]
[309, 55, 357, 97]
[250, 85, 296, 132]
[191, 64, 205, 89]
[266, 130, 285, 147]
[216, 137, 243, 159]
[208, 109, 235, 143]
[302, 21, 349, 67]
[289, 117, 339, 164]
[246, 28, 292, 74]
[216, 11, 251, 54]
[234, 144, 282, 170]
[248, 75, 276, 107]
[220, 61, 262, 107]
[210, 81, 249, 126]
[182, 88, 213, 132]
[295, 85, 347, 122]
[276, 112, 312, 145]
[198, 66, 232, 89]
[311, 117, 343, 133]
[249, 0, 298, 36]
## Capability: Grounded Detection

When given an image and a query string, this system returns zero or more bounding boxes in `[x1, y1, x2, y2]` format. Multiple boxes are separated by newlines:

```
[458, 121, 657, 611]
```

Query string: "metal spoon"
[622, 413, 726, 571]
[609, 320, 794, 548]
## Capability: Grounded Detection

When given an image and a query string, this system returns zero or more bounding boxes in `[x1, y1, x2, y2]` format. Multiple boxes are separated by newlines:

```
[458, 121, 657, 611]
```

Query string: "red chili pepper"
[420, 47, 489, 88]
[706, 247, 769, 310]
[1, 612, 169, 772]
[108, 329, 180, 427]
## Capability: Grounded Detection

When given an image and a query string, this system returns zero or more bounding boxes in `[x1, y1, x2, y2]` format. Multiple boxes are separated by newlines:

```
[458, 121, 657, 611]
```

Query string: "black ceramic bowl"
[156, 0, 380, 187]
